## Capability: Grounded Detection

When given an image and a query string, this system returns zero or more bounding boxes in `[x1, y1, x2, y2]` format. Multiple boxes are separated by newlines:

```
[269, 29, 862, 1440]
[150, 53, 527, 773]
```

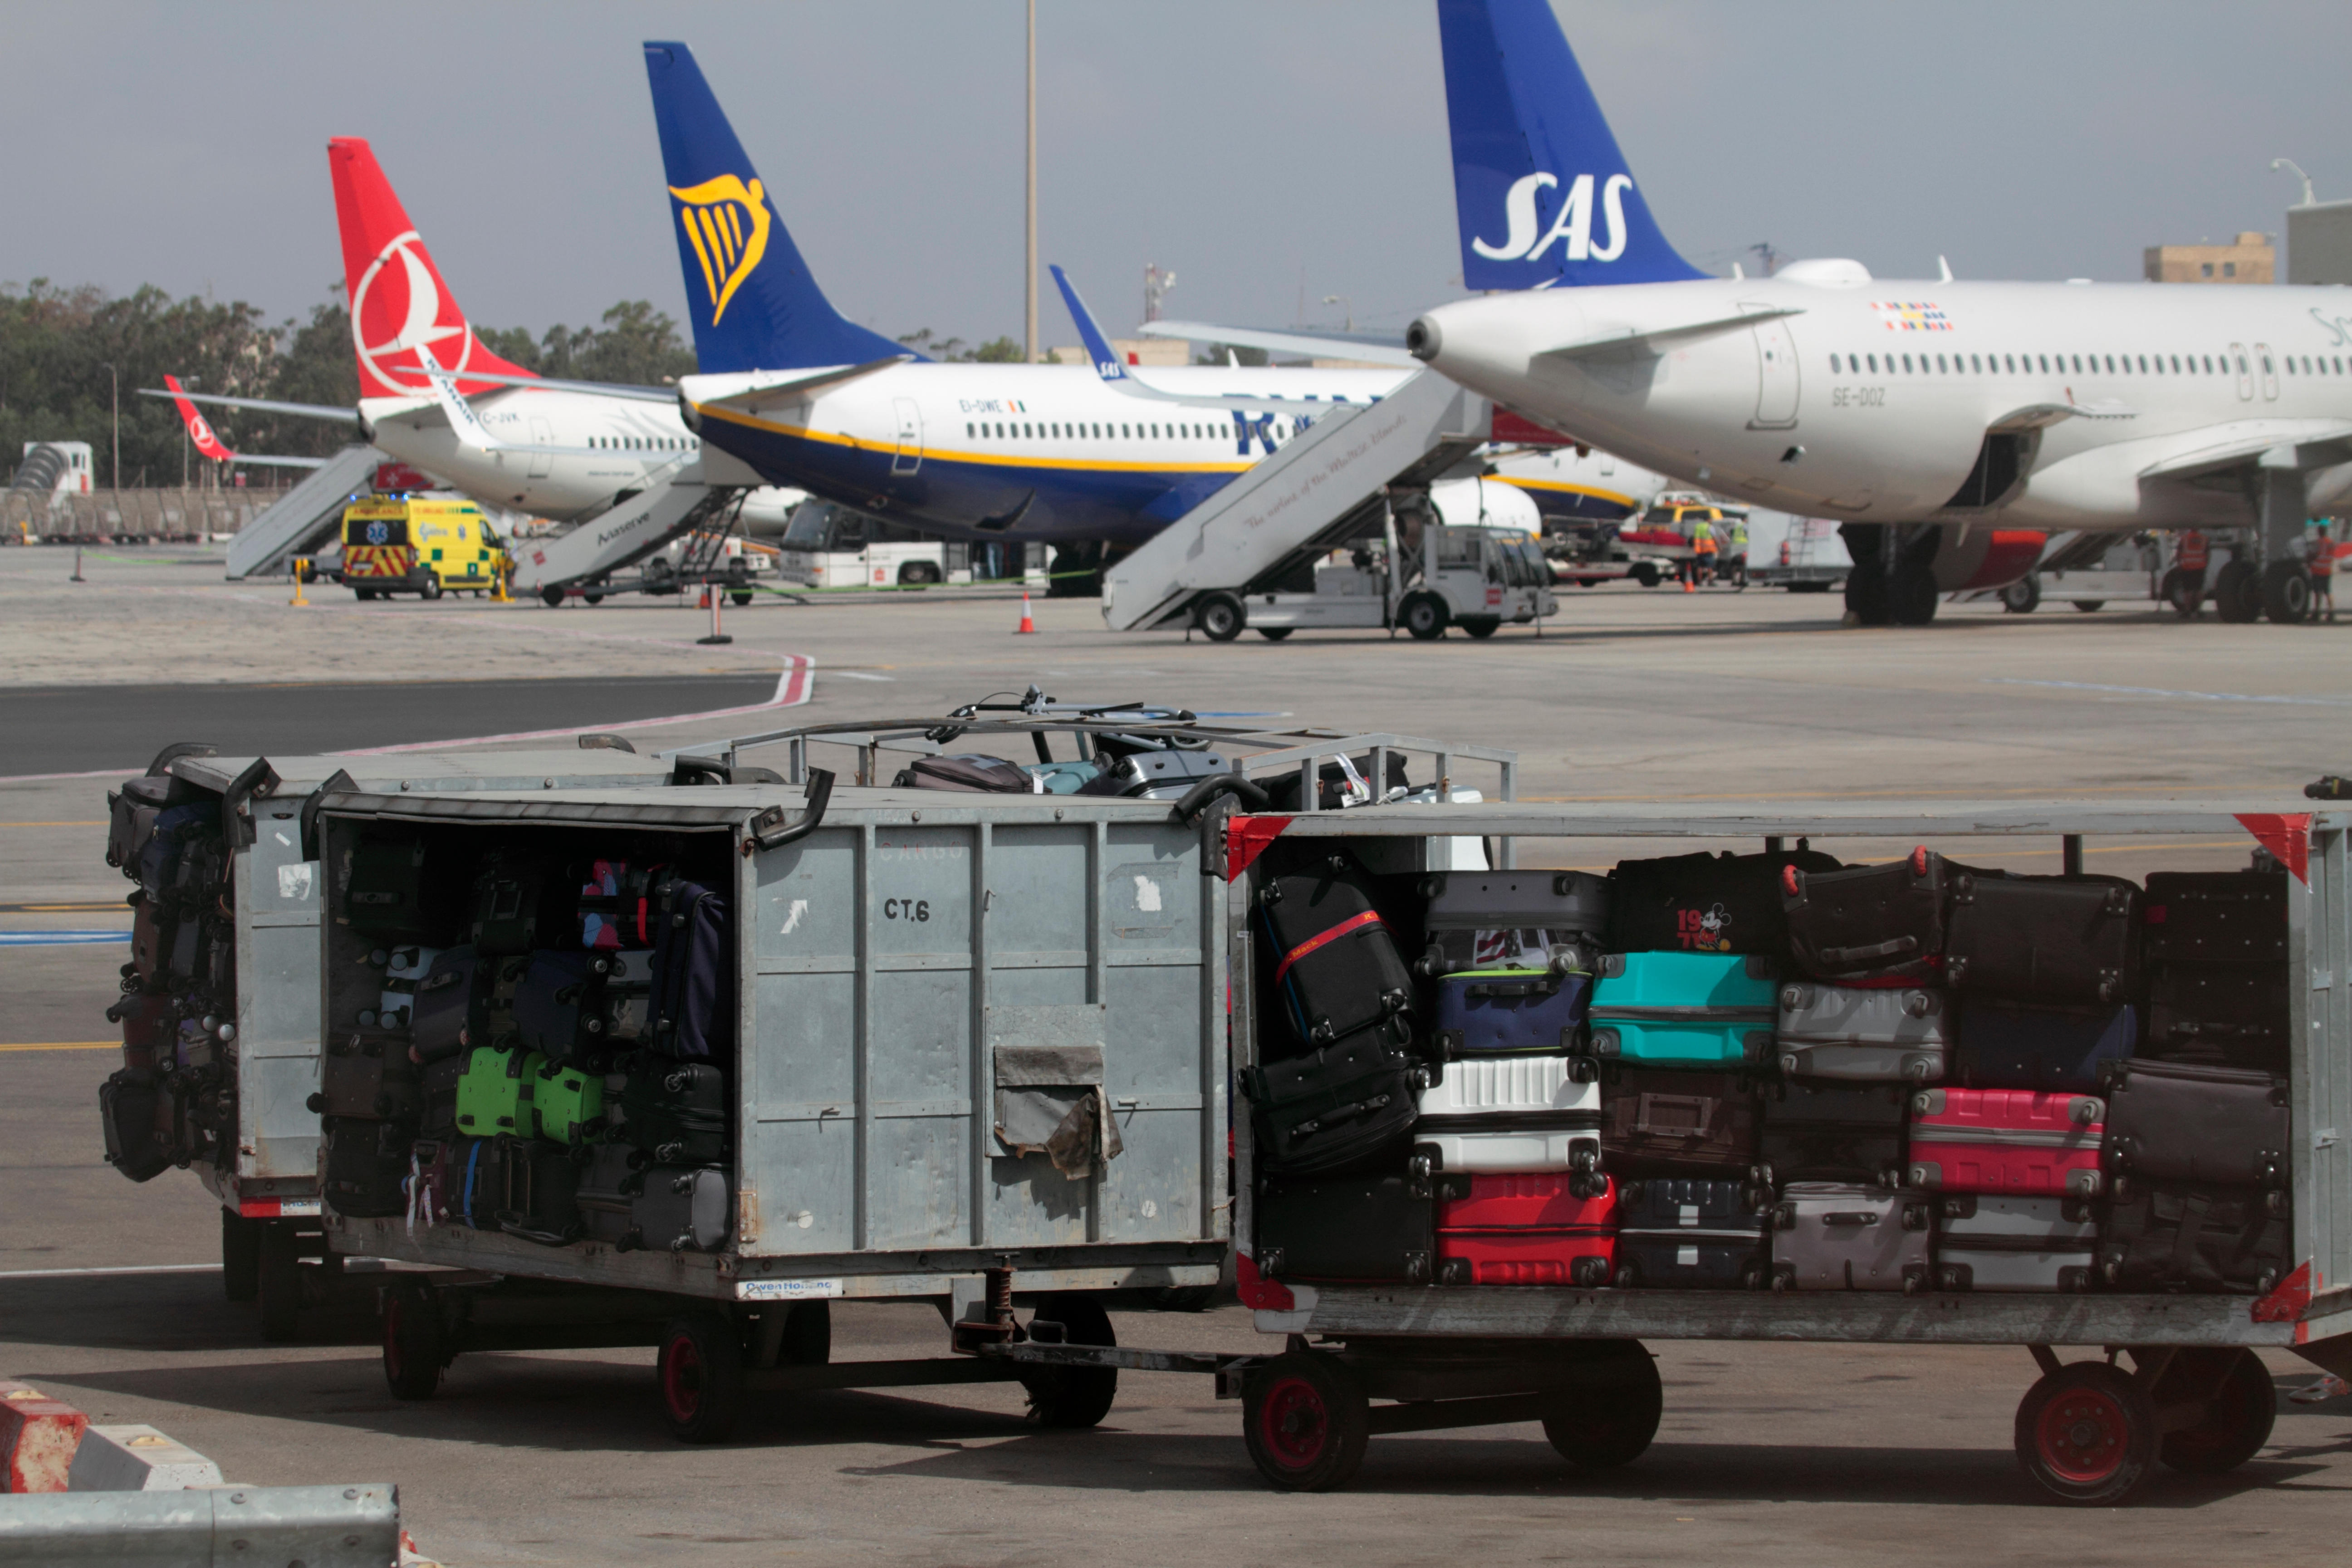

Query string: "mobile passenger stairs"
[507, 451, 758, 607]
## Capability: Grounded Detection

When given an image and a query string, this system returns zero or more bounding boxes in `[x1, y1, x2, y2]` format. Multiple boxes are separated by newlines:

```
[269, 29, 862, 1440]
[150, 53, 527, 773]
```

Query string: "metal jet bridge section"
[1101, 369, 1491, 632]
[223, 445, 382, 579]
[505, 450, 755, 599]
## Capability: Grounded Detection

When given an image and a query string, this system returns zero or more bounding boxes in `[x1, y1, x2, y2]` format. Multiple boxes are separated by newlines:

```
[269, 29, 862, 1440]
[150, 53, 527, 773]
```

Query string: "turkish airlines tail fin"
[642, 41, 920, 373]
[1437, 0, 1705, 289]
[163, 375, 237, 461]
[326, 137, 535, 400]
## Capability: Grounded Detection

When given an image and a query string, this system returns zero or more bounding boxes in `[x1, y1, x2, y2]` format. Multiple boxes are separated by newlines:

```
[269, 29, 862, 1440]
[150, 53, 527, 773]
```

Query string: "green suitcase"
[454, 1044, 544, 1138]
[533, 1059, 607, 1146]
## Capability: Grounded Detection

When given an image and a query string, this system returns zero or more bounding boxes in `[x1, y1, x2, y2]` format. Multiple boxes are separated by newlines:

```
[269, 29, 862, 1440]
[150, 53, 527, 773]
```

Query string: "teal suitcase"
[1586, 951, 1778, 1068]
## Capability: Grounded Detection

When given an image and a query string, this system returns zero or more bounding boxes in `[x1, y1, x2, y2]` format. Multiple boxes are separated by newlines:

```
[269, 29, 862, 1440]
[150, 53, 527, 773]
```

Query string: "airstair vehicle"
[223, 446, 383, 579]
[505, 451, 757, 605]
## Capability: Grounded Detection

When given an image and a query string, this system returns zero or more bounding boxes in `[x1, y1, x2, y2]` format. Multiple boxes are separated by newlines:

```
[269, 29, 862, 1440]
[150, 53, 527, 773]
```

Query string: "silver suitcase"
[366, 943, 444, 1030]
[1775, 982, 1949, 1083]
[1768, 1182, 1932, 1292]
[1412, 1053, 1602, 1176]
[1933, 1193, 2098, 1292]
[1421, 871, 1610, 977]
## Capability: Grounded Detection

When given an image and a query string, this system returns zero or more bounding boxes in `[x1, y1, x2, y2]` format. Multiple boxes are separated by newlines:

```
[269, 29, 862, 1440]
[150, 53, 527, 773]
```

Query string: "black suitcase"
[648, 875, 735, 1063]
[2100, 1178, 2288, 1294]
[1783, 848, 1947, 983]
[1952, 998, 2136, 1094]
[513, 949, 615, 1067]
[106, 989, 177, 1068]
[2141, 871, 2287, 965]
[1258, 856, 1414, 1046]
[323, 1117, 414, 1218]
[98, 1068, 174, 1182]
[420, 1054, 464, 1137]
[469, 854, 574, 956]
[1255, 1171, 1443, 1284]
[496, 1135, 583, 1245]
[2144, 963, 2289, 1069]
[1609, 847, 1842, 956]
[1614, 1177, 1769, 1289]
[620, 1166, 731, 1253]
[2101, 1059, 2288, 1188]
[437, 1135, 509, 1228]
[410, 946, 487, 1063]
[1600, 1065, 1761, 1177]
[1244, 1019, 1420, 1177]
[342, 837, 464, 941]
[892, 755, 1032, 792]
[612, 1058, 730, 1163]
[106, 775, 188, 875]
[1945, 872, 2140, 1004]
[1756, 1080, 1908, 1190]
[136, 804, 215, 904]
[309, 1026, 421, 1121]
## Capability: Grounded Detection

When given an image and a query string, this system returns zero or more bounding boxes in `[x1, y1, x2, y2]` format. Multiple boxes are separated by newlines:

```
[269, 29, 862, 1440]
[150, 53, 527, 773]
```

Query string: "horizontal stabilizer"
[685, 356, 912, 415]
[1534, 306, 1803, 361]
[1137, 321, 1420, 369]
[138, 389, 357, 423]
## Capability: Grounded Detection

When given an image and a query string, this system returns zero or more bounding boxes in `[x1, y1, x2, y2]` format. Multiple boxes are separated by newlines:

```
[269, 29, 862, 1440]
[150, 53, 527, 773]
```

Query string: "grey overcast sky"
[3, 1, 2347, 348]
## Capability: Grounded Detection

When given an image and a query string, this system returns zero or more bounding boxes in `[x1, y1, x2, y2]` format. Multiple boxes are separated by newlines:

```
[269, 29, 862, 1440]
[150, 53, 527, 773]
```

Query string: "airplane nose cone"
[1406, 316, 1442, 363]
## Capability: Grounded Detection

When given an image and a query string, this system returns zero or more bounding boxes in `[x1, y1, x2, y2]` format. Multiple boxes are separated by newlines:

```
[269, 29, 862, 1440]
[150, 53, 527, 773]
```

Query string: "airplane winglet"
[1049, 264, 1127, 382]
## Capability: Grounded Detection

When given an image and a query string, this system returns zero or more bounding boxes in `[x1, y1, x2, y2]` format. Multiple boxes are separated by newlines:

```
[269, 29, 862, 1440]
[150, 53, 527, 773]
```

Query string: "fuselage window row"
[1828, 348, 2276, 381]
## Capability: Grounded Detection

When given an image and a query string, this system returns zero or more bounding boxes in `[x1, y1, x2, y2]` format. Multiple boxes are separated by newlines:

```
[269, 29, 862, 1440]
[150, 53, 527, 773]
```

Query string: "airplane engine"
[1931, 525, 2046, 593]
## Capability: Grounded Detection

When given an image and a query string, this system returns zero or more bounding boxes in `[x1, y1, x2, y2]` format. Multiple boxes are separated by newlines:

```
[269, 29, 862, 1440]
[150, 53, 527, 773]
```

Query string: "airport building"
[2142, 231, 2275, 283]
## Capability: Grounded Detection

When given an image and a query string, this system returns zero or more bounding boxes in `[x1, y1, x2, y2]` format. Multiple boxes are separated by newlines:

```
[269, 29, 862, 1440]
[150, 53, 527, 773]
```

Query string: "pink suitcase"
[1906, 1087, 2104, 1198]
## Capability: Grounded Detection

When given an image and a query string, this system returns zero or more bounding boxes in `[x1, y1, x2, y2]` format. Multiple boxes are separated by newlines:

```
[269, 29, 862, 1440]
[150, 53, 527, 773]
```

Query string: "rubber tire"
[1401, 593, 1448, 641]
[1018, 1293, 1118, 1429]
[1256, 627, 1293, 641]
[897, 561, 943, 586]
[1844, 564, 1891, 626]
[2001, 575, 2042, 614]
[1195, 592, 1245, 642]
[2072, 601, 2106, 613]
[1890, 562, 1940, 626]
[2214, 559, 2262, 623]
[221, 1210, 260, 1303]
[584, 591, 607, 608]
[539, 584, 564, 607]
[1632, 563, 1660, 588]
[1243, 1351, 1370, 1492]
[256, 1223, 302, 1343]
[730, 589, 753, 607]
[1458, 617, 1501, 639]
[1541, 1341, 1664, 1468]
[382, 1279, 446, 1401]
[419, 579, 443, 602]
[658, 1314, 746, 1444]
[2162, 567, 2201, 619]
[2014, 1361, 2159, 1506]
[2156, 1348, 2277, 1475]
[355, 588, 378, 602]
[2262, 560, 2313, 624]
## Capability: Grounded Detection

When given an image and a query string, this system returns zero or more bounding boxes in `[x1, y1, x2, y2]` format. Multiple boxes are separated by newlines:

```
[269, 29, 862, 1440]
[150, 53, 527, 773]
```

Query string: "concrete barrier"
[65, 1426, 223, 1492]
[0, 1383, 88, 1493]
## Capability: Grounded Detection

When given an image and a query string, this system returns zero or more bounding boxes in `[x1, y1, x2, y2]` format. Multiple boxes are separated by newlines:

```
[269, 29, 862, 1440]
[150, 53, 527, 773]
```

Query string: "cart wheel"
[539, 584, 565, 607]
[1542, 1340, 1663, 1468]
[1243, 1351, 1369, 1492]
[382, 1279, 446, 1401]
[221, 1210, 260, 1303]
[730, 590, 753, 607]
[2156, 1348, 2277, 1475]
[1194, 592, 1245, 642]
[2015, 1361, 2158, 1505]
[658, 1314, 746, 1444]
[1255, 627, 1293, 641]
[1019, 1293, 1118, 1429]
[256, 1223, 303, 1343]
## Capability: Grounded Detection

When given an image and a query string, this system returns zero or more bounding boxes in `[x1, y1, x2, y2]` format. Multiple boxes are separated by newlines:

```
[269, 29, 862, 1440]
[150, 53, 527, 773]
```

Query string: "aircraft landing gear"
[2261, 560, 2313, 624]
[2213, 559, 2262, 623]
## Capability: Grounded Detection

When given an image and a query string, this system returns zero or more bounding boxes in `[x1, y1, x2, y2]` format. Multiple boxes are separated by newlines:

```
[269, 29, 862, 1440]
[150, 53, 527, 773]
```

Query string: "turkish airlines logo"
[1473, 172, 1633, 265]
[350, 230, 475, 397]
[185, 411, 229, 460]
[670, 174, 771, 326]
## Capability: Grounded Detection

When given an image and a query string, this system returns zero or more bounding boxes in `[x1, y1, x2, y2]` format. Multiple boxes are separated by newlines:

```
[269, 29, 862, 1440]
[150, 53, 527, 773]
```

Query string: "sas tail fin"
[162, 375, 236, 461]
[1437, 0, 1704, 289]
[643, 41, 918, 372]
[326, 137, 535, 400]
[1048, 265, 1127, 382]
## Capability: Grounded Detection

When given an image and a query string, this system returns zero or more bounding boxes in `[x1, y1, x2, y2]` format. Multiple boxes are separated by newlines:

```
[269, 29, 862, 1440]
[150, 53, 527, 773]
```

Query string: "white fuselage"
[1415, 277, 2352, 531]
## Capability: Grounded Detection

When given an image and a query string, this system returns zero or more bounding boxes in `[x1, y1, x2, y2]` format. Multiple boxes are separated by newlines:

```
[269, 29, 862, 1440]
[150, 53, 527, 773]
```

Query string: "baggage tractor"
[470, 854, 573, 956]
[1585, 951, 1777, 1068]
[1756, 1080, 1907, 1190]
[578, 858, 658, 951]
[513, 949, 615, 1067]
[409, 946, 486, 1063]
[1418, 870, 1610, 978]
[1435, 1171, 1617, 1286]
[364, 944, 442, 1030]
[2141, 870, 2287, 965]
[2144, 963, 2289, 1069]
[610, 1058, 729, 1165]
[98, 1068, 173, 1182]
[1768, 1183, 1931, 1293]
[1945, 872, 2140, 1004]
[1782, 848, 1948, 984]
[341, 836, 463, 941]
[310, 1026, 421, 1122]
[1600, 1066, 1759, 1177]
[496, 1135, 583, 1245]
[1951, 999, 2136, 1095]
[1244, 1020, 1420, 1177]
[1257, 858, 1414, 1047]
[1607, 846, 1840, 955]
[532, 1058, 606, 1146]
[322, 1117, 413, 1218]
[615, 1165, 730, 1253]
[1932, 1194, 2097, 1293]
[647, 874, 736, 1062]
[453, 1044, 545, 1140]
[2100, 1059, 2288, 1188]
[1256, 1171, 1438, 1284]
[1774, 981, 1950, 1082]
[1614, 1177, 1769, 1289]
[1907, 1088, 2105, 1197]
[892, 755, 1033, 792]
[2099, 1178, 2289, 1294]
[1411, 1052, 1602, 1176]
[1430, 968, 1592, 1058]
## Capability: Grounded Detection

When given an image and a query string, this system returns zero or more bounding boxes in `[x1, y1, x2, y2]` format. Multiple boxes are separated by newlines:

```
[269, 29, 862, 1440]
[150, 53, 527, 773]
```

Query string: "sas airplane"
[1398, 0, 2352, 625]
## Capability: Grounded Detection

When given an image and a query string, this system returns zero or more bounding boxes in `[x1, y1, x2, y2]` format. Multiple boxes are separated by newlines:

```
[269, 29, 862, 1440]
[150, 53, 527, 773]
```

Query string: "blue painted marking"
[0, 931, 131, 946]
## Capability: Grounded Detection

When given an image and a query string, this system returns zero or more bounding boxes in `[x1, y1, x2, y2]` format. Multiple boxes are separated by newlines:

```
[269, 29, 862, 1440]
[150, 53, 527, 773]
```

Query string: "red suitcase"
[1435, 1171, 1618, 1286]
[1907, 1087, 2105, 1198]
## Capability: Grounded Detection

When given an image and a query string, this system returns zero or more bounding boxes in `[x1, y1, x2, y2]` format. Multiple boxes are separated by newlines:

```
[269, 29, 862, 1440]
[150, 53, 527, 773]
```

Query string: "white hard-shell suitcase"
[1775, 982, 1949, 1082]
[1932, 1193, 2098, 1292]
[1412, 1052, 1602, 1176]
[1420, 871, 1611, 978]
[1768, 1182, 1932, 1292]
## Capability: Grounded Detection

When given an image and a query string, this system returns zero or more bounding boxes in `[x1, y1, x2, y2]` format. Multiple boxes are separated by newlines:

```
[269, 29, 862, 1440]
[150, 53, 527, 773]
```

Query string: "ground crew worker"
[2310, 522, 2337, 624]
[1725, 515, 1749, 585]
[1690, 515, 1719, 588]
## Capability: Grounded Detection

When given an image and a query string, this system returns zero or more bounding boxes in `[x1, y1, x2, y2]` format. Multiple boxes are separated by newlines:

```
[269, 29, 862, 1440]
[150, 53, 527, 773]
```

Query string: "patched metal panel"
[748, 825, 860, 1255]
[235, 804, 323, 1181]
[2302, 820, 2351, 1303]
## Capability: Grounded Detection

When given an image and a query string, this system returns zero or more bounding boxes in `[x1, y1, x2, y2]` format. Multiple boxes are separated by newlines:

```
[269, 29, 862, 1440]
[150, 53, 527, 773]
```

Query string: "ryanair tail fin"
[644, 42, 918, 372]
[1437, 0, 1705, 289]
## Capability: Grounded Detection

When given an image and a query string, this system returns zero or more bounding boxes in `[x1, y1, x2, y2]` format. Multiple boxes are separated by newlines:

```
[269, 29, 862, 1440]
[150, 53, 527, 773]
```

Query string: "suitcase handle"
[1817, 935, 1919, 964]
[1465, 977, 1559, 1000]
[1632, 1093, 1714, 1137]
[1822, 1211, 1882, 1227]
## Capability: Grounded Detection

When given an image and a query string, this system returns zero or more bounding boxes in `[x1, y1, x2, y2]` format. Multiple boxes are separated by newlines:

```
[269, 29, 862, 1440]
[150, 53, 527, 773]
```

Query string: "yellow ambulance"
[336, 496, 506, 600]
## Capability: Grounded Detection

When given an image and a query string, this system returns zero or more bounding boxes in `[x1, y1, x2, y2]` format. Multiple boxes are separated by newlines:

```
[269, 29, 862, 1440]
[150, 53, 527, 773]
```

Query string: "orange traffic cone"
[1014, 592, 1036, 634]
[1682, 573, 1695, 593]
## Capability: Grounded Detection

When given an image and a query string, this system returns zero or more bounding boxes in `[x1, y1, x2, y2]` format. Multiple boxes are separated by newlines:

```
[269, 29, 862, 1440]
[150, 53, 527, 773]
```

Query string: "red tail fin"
[327, 137, 534, 400]
[163, 375, 237, 462]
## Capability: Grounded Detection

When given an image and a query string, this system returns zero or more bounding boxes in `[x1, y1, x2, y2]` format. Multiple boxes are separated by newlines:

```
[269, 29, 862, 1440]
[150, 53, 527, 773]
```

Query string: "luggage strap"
[1273, 909, 1386, 984]
[1818, 935, 1920, 964]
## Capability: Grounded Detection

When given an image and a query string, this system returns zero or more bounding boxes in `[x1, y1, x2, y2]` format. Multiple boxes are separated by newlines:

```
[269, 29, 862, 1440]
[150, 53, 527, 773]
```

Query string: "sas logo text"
[1473, 172, 1634, 265]
[671, 174, 772, 326]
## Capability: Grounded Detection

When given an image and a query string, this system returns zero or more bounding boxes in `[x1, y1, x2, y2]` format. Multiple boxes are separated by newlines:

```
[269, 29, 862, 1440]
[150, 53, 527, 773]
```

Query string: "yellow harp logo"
[670, 175, 771, 326]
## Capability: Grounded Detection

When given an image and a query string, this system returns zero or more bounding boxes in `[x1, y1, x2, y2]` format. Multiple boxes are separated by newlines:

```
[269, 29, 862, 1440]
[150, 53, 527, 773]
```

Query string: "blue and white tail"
[643, 42, 918, 372]
[1437, 0, 1704, 289]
